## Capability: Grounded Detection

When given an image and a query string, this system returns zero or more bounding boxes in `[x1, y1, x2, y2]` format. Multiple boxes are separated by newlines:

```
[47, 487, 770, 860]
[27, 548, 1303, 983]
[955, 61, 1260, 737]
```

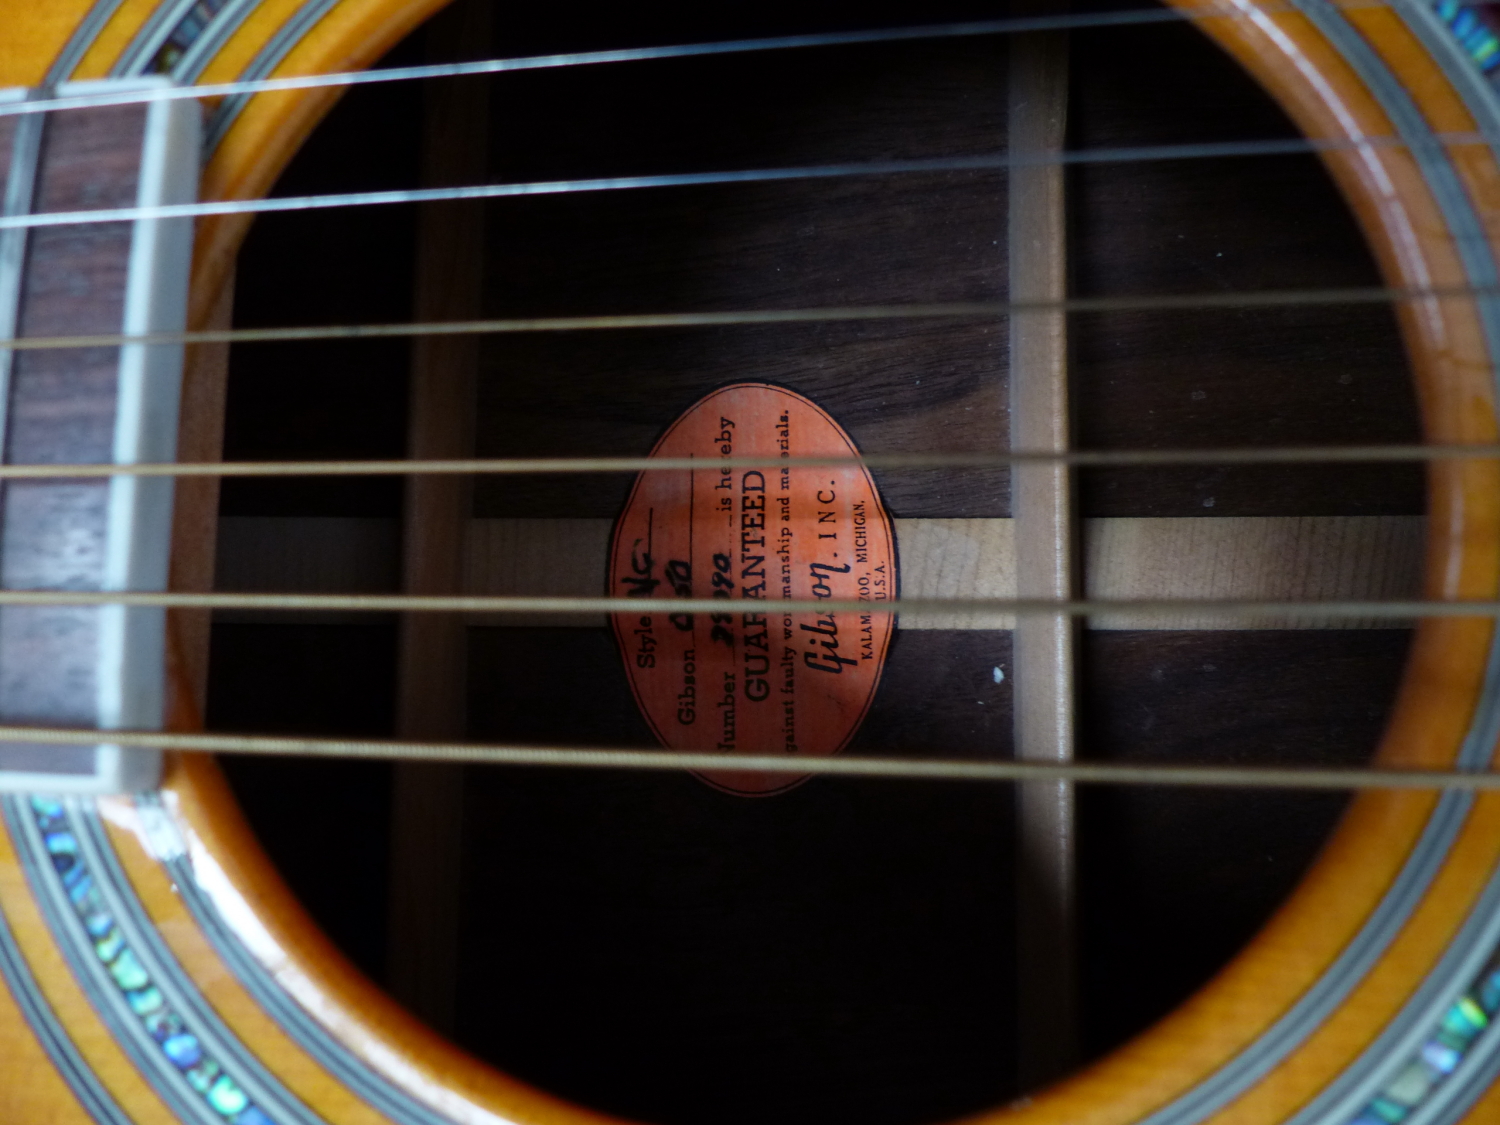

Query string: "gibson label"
[608, 383, 897, 795]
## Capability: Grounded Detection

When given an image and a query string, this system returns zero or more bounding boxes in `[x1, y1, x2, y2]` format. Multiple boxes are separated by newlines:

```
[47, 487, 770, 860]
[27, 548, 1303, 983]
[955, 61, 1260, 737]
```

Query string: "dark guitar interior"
[209, 2, 1421, 1122]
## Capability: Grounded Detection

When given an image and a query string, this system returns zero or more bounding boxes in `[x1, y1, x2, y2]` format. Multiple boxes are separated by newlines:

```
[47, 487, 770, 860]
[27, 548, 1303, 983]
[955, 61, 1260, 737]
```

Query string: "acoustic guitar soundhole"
[210, 3, 1422, 1122]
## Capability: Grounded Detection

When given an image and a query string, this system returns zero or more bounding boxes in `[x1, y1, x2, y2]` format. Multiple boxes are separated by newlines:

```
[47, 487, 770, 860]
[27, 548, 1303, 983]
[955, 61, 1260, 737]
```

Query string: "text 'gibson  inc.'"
[607, 383, 897, 796]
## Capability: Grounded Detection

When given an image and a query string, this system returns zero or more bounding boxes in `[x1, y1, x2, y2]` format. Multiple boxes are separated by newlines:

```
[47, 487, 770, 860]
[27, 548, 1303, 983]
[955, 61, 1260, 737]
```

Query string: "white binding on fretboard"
[0, 78, 199, 793]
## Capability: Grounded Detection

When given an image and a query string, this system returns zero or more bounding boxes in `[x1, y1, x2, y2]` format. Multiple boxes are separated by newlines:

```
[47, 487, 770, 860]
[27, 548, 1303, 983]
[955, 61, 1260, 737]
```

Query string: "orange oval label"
[609, 383, 897, 796]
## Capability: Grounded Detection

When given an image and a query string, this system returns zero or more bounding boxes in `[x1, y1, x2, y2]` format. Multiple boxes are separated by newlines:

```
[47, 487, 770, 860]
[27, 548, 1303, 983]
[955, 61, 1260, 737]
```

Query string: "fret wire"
[1, 132, 1494, 233]
[0, 591, 1475, 617]
[0, 0, 1412, 122]
[4, 284, 1498, 353]
[2, 722, 1497, 790]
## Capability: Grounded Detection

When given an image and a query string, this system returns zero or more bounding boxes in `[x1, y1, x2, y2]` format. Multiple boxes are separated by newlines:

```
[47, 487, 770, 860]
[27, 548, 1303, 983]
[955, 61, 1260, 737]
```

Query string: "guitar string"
[0, 279, 1478, 482]
[0, 0, 1437, 122]
[0, 443, 1485, 480]
[0, 0, 1473, 500]
[2, 283, 1497, 352]
[0, 10, 1464, 776]
[0, 590, 1468, 619]
[0, 12, 1459, 546]
[3, 131, 1497, 233]
[1, 722, 1497, 789]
